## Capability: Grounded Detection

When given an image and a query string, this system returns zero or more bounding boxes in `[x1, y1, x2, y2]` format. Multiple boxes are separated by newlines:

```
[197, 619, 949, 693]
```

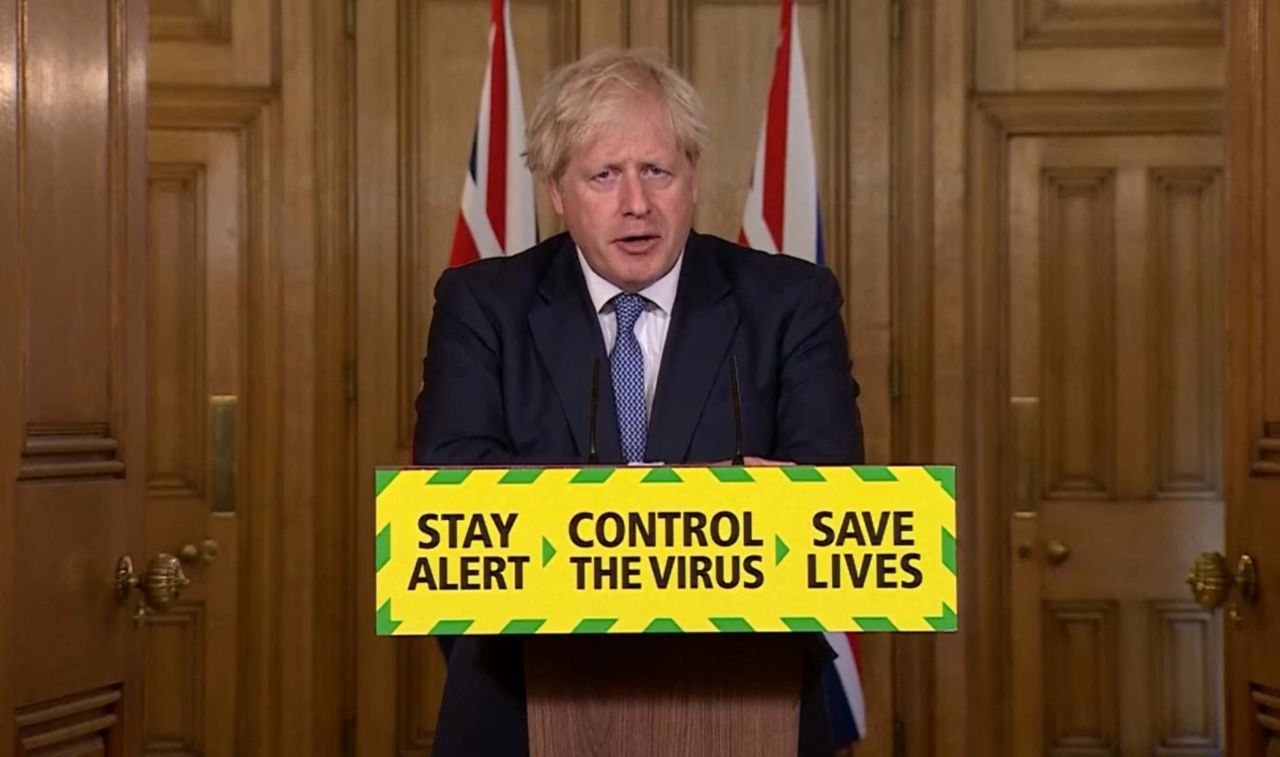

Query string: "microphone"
[729, 354, 745, 466]
[587, 358, 601, 464]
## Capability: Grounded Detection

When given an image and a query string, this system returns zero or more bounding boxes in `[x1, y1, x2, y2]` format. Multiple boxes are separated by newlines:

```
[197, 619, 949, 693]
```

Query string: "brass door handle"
[1045, 540, 1071, 565]
[115, 553, 190, 619]
[1185, 552, 1258, 611]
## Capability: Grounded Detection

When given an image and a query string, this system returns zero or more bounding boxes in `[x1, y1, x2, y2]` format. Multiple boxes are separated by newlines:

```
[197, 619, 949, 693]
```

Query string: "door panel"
[149, 0, 272, 87]
[1007, 135, 1225, 756]
[1, 0, 149, 752]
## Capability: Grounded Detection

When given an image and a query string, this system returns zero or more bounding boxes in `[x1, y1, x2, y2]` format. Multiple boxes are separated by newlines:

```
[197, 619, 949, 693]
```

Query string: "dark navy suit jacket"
[414, 230, 865, 756]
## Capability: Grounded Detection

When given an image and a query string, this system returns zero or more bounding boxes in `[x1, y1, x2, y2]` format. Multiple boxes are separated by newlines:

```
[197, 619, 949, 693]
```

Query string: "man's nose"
[618, 171, 651, 216]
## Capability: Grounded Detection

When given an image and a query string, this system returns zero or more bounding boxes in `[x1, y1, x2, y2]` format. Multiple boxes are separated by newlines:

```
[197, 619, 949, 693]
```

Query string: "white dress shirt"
[577, 249, 683, 415]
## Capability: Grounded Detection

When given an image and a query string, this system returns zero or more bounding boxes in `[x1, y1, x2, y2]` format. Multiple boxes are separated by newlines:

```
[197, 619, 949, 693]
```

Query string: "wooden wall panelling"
[575, 0, 669, 54]
[878, 0, 979, 754]
[629, 0, 671, 53]
[844, 1, 895, 746]
[841, 0, 892, 475]
[354, 0, 402, 748]
[976, 0, 1224, 92]
[149, 0, 273, 87]
[151, 0, 232, 42]
[1016, 0, 1224, 49]
[909, 0, 975, 751]
[578, 0, 627, 51]
[895, 0, 936, 465]
[280, 0, 319, 750]
[278, 0, 348, 752]
[310, 0, 356, 754]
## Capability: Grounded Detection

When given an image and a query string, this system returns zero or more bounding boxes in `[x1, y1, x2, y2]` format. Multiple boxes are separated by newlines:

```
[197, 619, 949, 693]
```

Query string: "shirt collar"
[577, 247, 683, 315]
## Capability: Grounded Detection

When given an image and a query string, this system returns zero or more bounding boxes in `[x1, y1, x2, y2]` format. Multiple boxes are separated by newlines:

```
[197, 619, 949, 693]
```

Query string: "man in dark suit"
[415, 48, 863, 756]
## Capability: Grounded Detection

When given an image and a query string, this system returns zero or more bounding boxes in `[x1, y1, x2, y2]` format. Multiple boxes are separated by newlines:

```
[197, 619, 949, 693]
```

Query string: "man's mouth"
[614, 234, 660, 253]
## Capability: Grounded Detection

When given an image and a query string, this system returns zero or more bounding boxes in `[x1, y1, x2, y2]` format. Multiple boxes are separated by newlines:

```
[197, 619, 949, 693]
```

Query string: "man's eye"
[592, 169, 616, 181]
[644, 166, 668, 177]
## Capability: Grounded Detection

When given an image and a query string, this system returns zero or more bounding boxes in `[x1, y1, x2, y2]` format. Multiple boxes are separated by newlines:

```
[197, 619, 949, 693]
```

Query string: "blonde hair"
[525, 48, 710, 181]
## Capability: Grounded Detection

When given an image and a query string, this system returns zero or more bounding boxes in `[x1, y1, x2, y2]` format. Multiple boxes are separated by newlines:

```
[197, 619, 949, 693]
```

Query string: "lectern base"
[525, 634, 808, 757]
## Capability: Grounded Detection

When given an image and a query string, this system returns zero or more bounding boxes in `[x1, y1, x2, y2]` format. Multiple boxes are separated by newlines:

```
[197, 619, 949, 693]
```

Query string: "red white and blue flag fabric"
[449, 0, 538, 267]
[738, 0, 822, 266]
[739, 0, 865, 746]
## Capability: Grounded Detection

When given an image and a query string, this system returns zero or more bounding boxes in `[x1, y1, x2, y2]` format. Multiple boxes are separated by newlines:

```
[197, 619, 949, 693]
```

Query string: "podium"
[374, 464, 957, 754]
[524, 634, 808, 756]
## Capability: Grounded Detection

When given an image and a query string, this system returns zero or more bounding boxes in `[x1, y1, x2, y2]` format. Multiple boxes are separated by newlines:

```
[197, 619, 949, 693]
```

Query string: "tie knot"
[613, 293, 646, 331]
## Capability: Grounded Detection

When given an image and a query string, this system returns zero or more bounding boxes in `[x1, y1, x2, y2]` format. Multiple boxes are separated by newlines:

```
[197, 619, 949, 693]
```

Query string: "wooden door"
[142, 118, 260, 757]
[1005, 134, 1225, 755]
[0, 0, 150, 753]
[1223, 0, 1280, 753]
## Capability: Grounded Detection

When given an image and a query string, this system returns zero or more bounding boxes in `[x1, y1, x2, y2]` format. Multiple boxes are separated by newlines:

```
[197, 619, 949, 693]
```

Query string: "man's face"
[548, 91, 698, 292]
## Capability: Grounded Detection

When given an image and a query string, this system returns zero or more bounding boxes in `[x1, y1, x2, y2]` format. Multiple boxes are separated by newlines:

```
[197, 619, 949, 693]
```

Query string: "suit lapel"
[528, 240, 624, 463]
[646, 234, 739, 464]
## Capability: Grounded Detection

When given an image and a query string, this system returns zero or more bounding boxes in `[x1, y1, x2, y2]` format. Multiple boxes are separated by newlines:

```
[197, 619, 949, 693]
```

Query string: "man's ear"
[548, 179, 565, 216]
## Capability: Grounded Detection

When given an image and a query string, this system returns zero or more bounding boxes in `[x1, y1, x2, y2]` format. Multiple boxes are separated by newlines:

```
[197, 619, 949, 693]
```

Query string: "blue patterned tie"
[611, 294, 648, 463]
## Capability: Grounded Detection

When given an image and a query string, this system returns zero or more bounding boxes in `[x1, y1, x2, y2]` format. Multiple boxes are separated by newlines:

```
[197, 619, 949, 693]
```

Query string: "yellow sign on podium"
[374, 465, 956, 635]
